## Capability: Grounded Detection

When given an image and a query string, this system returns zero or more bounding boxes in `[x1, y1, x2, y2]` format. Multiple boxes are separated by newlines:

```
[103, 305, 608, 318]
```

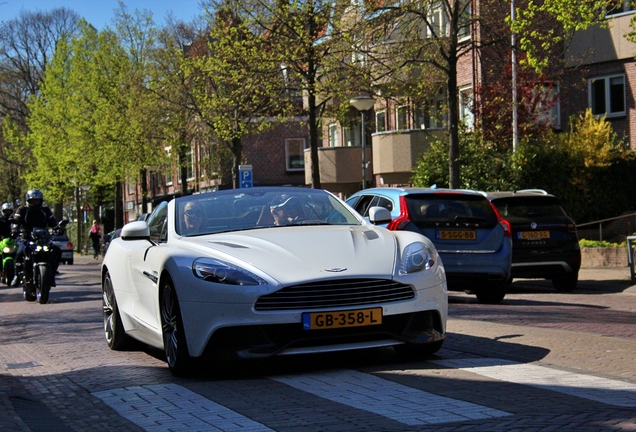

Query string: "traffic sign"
[239, 165, 253, 188]
[81, 202, 92, 212]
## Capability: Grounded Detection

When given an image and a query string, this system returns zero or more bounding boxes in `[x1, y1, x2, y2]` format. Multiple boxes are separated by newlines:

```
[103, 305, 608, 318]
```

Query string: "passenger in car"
[270, 195, 304, 226]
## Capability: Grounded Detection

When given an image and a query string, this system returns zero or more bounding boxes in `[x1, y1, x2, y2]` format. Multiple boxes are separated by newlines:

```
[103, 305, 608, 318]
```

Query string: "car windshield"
[175, 188, 361, 236]
[405, 193, 498, 225]
[492, 196, 566, 219]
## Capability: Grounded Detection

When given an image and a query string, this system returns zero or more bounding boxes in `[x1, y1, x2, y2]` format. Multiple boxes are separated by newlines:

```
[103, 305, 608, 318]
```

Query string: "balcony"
[371, 129, 443, 185]
[567, 12, 636, 65]
[304, 146, 372, 196]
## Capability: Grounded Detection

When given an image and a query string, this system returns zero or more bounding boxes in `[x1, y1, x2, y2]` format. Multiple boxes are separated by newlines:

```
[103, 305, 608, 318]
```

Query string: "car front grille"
[254, 278, 415, 311]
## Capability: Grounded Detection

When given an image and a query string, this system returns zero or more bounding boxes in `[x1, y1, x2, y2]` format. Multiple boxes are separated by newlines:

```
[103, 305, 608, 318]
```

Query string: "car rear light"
[386, 196, 411, 231]
[67, 242, 73, 248]
[566, 223, 577, 233]
[489, 201, 511, 237]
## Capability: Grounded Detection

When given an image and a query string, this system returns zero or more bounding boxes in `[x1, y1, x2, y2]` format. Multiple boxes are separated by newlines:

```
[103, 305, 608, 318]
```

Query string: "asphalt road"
[1, 256, 635, 431]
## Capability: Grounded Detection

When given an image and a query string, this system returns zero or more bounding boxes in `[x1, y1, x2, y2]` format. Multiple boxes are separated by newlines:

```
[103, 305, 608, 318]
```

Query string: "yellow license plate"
[302, 307, 382, 330]
[438, 230, 477, 240]
[519, 231, 550, 239]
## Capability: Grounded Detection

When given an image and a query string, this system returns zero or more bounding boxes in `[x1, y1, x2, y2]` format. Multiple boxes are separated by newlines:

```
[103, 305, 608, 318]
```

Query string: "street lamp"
[350, 95, 376, 190]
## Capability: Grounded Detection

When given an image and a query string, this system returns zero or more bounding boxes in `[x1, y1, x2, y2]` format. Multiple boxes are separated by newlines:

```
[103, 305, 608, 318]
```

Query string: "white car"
[102, 187, 447, 375]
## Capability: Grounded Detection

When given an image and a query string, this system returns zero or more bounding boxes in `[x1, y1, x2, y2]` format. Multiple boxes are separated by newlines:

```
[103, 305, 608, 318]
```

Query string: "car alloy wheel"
[160, 279, 193, 375]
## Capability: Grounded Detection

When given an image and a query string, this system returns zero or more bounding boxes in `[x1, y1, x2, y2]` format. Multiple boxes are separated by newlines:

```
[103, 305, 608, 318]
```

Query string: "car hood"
[182, 225, 397, 284]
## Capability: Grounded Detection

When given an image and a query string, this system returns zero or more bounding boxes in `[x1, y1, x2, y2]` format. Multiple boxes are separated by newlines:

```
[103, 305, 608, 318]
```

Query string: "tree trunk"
[447, 35, 461, 189]
[114, 181, 123, 228]
[231, 136, 242, 189]
[140, 168, 148, 214]
[308, 92, 321, 189]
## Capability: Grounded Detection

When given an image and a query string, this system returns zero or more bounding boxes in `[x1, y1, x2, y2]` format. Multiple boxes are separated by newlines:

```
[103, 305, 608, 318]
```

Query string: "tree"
[0, 8, 80, 202]
[365, 0, 610, 189]
[183, 2, 293, 189]
[218, 0, 369, 189]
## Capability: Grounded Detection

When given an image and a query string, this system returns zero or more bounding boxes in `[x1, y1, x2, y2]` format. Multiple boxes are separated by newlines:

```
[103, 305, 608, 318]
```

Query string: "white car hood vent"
[210, 241, 248, 249]
[254, 278, 414, 311]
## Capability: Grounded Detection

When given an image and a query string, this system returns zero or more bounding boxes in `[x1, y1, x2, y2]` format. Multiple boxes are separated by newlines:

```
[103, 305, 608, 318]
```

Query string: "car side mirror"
[368, 206, 392, 225]
[121, 221, 150, 240]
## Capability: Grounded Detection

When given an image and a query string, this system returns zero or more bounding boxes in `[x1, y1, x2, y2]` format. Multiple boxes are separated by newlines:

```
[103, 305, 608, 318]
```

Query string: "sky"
[1, 0, 206, 29]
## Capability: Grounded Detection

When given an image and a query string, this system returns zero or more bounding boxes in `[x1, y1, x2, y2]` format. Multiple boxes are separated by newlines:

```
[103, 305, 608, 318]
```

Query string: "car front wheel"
[160, 278, 194, 376]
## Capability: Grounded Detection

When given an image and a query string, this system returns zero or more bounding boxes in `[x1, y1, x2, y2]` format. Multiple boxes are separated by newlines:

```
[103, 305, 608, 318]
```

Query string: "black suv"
[483, 190, 581, 291]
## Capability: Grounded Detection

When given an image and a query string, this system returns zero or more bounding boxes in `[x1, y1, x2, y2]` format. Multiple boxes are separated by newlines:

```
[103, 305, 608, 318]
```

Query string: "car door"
[129, 202, 168, 330]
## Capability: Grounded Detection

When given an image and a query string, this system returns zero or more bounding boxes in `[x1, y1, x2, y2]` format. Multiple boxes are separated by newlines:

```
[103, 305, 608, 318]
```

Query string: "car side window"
[147, 202, 168, 243]
[353, 195, 375, 217]
[376, 197, 393, 212]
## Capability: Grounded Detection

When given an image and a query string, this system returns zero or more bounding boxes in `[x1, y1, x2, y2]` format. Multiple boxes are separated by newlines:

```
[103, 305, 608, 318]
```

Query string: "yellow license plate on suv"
[519, 231, 550, 239]
[438, 229, 477, 240]
[302, 307, 382, 330]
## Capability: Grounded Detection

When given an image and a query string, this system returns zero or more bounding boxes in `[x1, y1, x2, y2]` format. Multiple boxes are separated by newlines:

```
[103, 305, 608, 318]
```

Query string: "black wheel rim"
[102, 275, 115, 344]
[161, 285, 178, 368]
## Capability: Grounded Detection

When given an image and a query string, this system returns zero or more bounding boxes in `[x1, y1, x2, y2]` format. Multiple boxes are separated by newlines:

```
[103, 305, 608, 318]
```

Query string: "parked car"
[51, 232, 74, 265]
[482, 189, 581, 291]
[346, 187, 512, 303]
[102, 228, 121, 256]
[102, 187, 448, 375]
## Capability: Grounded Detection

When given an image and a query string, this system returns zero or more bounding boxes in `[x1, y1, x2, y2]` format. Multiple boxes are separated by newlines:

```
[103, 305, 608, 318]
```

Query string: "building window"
[375, 110, 386, 132]
[589, 74, 625, 118]
[458, 1, 472, 41]
[606, 0, 634, 15]
[328, 123, 339, 147]
[459, 86, 474, 130]
[127, 179, 135, 195]
[344, 121, 360, 147]
[416, 91, 448, 130]
[164, 146, 173, 186]
[396, 105, 408, 130]
[533, 83, 561, 128]
[286, 138, 305, 171]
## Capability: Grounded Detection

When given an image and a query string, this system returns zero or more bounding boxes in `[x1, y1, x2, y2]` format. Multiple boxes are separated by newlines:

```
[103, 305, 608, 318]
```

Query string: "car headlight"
[2, 247, 9, 253]
[192, 258, 267, 286]
[399, 242, 435, 275]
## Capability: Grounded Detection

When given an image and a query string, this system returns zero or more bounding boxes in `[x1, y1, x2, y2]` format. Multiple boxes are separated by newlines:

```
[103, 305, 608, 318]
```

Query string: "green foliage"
[411, 130, 515, 191]
[412, 111, 636, 224]
[579, 239, 625, 248]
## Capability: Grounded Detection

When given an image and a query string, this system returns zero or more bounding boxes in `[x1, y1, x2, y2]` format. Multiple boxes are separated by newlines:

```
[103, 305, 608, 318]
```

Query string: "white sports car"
[102, 187, 447, 375]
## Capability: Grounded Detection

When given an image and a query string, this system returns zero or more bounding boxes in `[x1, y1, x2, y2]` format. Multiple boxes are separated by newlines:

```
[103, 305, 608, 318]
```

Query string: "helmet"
[26, 189, 44, 209]
[1, 202, 13, 217]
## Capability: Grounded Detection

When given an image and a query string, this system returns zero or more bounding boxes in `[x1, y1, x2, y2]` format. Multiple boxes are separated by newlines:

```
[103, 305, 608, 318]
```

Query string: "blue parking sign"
[239, 165, 253, 188]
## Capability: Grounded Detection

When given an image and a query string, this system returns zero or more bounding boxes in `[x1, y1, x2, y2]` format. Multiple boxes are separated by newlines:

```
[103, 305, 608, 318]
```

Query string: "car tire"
[475, 282, 507, 304]
[68, 259, 74, 265]
[394, 340, 443, 358]
[160, 278, 194, 376]
[102, 271, 133, 350]
[552, 272, 578, 292]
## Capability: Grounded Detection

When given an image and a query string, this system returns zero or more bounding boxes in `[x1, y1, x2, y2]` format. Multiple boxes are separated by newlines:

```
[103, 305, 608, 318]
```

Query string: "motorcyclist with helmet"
[12, 190, 62, 287]
[0, 202, 13, 239]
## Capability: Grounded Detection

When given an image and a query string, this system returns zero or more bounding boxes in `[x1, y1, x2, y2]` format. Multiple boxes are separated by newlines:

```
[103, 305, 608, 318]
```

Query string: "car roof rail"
[517, 189, 548, 195]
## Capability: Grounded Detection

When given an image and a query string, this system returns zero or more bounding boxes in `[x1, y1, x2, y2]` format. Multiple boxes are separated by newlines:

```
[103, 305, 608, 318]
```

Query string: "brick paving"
[1, 257, 635, 431]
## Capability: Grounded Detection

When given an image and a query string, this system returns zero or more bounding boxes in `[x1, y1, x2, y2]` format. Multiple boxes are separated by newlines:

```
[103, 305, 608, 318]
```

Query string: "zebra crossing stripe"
[271, 369, 511, 425]
[92, 383, 273, 432]
[431, 358, 636, 407]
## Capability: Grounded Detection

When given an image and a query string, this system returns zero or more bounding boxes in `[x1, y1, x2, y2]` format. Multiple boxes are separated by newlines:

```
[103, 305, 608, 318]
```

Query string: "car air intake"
[254, 279, 415, 311]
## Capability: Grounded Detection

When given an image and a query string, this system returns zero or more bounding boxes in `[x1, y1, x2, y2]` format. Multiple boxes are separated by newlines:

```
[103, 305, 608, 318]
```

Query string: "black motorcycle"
[20, 221, 67, 304]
